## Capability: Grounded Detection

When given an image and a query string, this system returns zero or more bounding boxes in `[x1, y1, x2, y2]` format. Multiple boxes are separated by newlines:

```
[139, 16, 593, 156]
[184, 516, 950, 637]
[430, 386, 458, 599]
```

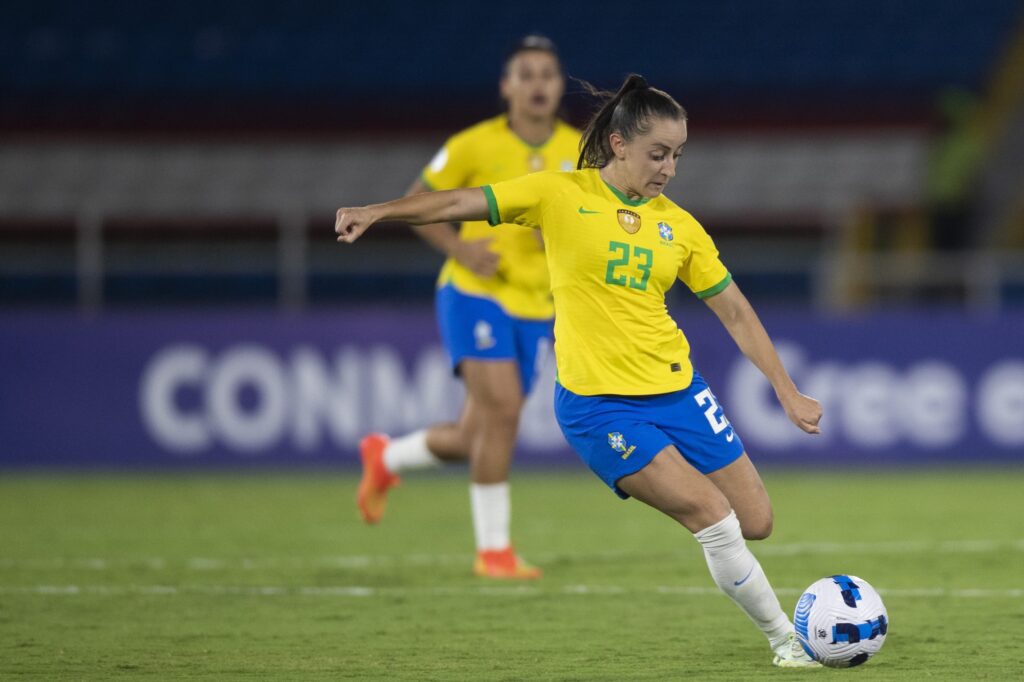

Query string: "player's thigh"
[706, 453, 774, 540]
[446, 384, 518, 445]
[453, 394, 479, 436]
[460, 362, 522, 480]
[617, 445, 732, 533]
[460, 359, 524, 421]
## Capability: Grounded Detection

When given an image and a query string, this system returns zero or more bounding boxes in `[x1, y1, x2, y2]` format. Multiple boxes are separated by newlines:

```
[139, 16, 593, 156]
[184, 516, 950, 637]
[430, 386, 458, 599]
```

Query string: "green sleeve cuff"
[419, 172, 435, 191]
[481, 185, 501, 226]
[694, 272, 732, 299]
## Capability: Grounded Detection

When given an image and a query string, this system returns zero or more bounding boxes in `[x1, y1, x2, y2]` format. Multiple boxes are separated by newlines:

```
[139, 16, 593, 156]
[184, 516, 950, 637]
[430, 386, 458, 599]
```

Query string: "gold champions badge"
[617, 209, 641, 234]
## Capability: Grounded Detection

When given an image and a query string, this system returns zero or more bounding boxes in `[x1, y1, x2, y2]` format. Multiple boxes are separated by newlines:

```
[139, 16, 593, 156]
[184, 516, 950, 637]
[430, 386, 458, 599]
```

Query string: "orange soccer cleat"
[356, 433, 400, 524]
[473, 547, 542, 580]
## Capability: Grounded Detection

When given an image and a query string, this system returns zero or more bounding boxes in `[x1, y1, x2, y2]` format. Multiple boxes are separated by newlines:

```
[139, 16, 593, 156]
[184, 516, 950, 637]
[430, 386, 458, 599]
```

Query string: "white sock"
[694, 511, 792, 649]
[469, 482, 510, 551]
[382, 430, 441, 473]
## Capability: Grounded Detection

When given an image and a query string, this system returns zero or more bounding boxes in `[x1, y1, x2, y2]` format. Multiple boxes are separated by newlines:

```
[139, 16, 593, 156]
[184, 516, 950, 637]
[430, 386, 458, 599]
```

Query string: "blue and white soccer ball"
[794, 575, 888, 668]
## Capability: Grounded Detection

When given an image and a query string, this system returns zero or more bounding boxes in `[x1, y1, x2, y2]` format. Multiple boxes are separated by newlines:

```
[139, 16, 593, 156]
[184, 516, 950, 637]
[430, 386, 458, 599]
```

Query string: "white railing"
[818, 251, 1024, 312]
[55, 209, 1024, 312]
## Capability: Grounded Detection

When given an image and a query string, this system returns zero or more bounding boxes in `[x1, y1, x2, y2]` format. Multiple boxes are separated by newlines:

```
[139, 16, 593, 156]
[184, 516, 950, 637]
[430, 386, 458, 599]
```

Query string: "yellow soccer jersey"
[482, 168, 731, 396]
[421, 114, 580, 320]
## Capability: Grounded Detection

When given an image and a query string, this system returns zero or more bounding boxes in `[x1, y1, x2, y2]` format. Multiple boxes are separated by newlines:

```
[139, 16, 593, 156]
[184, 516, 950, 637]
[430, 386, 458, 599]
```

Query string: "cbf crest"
[607, 432, 637, 459]
[658, 222, 674, 241]
[617, 209, 641, 234]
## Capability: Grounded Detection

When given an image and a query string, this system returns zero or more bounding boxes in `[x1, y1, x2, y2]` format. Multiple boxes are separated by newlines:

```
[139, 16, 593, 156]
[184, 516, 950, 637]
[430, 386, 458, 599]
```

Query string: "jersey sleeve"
[678, 217, 732, 298]
[481, 171, 558, 229]
[420, 132, 475, 191]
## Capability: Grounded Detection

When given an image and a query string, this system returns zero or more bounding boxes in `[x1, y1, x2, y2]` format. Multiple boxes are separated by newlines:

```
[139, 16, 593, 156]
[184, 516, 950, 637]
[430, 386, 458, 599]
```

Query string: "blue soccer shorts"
[435, 283, 553, 395]
[554, 370, 745, 499]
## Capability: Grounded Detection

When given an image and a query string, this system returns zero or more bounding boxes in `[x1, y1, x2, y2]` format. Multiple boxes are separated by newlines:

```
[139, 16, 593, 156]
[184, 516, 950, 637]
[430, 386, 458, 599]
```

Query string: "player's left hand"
[335, 206, 377, 243]
[780, 391, 822, 434]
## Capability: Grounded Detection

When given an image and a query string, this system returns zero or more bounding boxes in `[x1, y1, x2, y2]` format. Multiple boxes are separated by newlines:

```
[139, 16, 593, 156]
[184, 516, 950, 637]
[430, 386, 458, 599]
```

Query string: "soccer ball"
[794, 574, 888, 668]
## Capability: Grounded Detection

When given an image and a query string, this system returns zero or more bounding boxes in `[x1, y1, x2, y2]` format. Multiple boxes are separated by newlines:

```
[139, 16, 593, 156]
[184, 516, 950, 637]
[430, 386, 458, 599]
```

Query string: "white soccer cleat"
[772, 632, 822, 668]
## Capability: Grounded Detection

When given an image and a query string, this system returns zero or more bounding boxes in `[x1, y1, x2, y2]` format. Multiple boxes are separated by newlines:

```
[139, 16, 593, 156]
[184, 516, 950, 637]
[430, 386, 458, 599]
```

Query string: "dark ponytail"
[576, 74, 687, 169]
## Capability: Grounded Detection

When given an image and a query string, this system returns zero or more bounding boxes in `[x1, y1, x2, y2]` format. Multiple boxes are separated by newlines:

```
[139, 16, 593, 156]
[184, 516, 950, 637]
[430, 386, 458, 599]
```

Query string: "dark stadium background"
[2, 0, 1023, 469]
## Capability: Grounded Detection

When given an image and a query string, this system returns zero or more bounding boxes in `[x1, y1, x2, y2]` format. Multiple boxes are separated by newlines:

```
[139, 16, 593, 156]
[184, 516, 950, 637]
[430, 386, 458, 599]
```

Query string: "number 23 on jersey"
[605, 241, 653, 291]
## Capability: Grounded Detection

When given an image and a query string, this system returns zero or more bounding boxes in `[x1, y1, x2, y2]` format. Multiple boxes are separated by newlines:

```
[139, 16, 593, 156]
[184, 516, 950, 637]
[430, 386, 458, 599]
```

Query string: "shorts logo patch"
[658, 222, 674, 241]
[617, 209, 641, 234]
[473, 320, 496, 350]
[607, 432, 637, 460]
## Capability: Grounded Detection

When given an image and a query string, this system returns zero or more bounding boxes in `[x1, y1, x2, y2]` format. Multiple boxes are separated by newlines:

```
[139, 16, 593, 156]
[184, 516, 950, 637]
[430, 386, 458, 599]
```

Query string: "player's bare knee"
[482, 395, 523, 427]
[674, 496, 732, 532]
[741, 513, 773, 541]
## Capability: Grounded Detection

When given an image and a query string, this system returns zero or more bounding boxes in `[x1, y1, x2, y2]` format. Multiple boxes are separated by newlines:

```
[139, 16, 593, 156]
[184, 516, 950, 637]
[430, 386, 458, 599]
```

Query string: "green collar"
[601, 177, 651, 207]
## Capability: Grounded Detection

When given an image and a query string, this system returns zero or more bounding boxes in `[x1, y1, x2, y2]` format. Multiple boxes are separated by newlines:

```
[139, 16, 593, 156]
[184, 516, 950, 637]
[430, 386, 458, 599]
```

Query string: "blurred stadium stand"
[1, 0, 1023, 310]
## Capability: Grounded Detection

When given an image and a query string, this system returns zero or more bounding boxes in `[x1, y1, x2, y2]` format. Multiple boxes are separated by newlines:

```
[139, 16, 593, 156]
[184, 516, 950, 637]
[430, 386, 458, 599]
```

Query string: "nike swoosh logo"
[726, 431, 735, 442]
[734, 564, 756, 586]
[578, 207, 601, 215]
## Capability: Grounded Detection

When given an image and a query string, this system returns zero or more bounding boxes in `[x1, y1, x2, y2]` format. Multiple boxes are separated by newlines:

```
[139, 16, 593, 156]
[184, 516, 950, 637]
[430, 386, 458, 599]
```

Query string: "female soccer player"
[356, 36, 581, 580]
[339, 75, 821, 667]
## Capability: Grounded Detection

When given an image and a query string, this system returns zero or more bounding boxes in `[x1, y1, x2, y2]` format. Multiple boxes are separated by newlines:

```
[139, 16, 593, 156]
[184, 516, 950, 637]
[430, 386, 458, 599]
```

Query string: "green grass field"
[2, 468, 1023, 680]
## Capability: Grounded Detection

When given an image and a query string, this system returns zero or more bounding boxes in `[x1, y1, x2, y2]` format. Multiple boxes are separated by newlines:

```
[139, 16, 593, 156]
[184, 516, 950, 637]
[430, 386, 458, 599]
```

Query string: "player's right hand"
[780, 391, 822, 435]
[335, 207, 376, 243]
[452, 237, 500, 277]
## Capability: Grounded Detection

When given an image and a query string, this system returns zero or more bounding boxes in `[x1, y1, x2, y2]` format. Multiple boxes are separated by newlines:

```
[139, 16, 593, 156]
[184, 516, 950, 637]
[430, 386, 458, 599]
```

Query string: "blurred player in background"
[337, 74, 823, 667]
[357, 35, 581, 579]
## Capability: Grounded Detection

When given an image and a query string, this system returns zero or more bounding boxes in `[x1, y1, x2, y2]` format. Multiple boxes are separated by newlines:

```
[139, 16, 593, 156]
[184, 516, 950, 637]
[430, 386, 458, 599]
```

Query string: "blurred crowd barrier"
[0, 130, 985, 308]
[2, 307, 1021, 469]
[2, 130, 1023, 309]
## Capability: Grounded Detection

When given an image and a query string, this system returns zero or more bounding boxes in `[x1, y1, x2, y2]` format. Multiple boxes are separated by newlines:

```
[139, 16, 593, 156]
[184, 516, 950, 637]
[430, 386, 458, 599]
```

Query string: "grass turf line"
[1, 469, 1023, 680]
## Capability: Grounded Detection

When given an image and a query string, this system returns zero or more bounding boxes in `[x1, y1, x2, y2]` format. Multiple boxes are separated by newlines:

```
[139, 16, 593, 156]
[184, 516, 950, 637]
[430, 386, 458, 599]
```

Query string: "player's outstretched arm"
[335, 187, 491, 243]
[404, 178, 499, 277]
[703, 281, 822, 434]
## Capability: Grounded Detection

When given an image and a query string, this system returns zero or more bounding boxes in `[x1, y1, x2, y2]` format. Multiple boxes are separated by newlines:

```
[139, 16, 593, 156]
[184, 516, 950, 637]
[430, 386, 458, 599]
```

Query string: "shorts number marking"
[694, 388, 730, 434]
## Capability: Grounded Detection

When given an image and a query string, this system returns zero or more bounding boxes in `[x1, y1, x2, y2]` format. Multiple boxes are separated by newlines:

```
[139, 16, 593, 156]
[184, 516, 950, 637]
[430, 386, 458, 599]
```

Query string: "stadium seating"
[2, 1, 1021, 129]
[2, 1, 1021, 307]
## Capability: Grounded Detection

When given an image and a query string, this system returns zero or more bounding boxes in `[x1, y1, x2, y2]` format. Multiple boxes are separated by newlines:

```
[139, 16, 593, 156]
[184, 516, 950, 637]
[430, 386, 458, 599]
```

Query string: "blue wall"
[3, 1, 1020, 103]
